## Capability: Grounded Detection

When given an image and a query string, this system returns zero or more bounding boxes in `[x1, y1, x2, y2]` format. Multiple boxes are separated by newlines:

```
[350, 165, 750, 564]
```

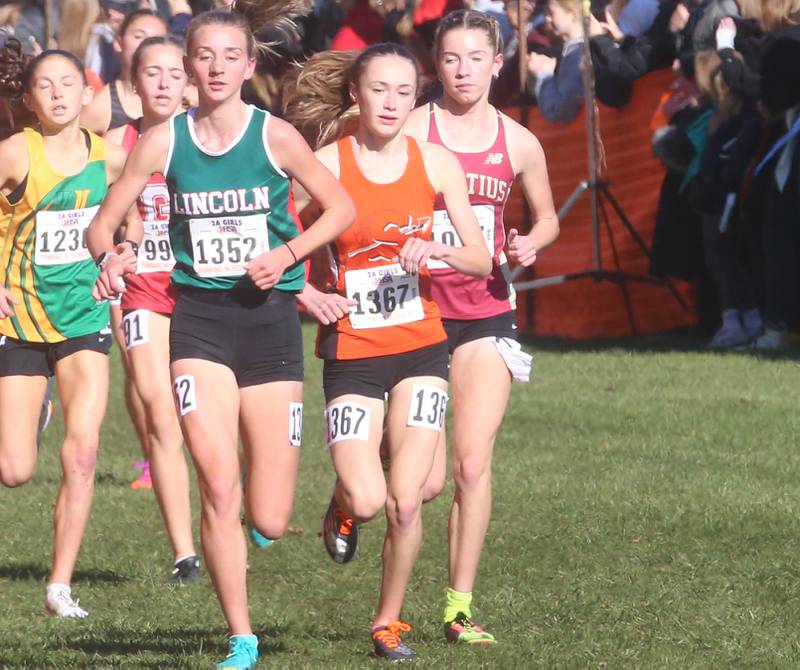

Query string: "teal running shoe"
[248, 525, 274, 549]
[217, 634, 259, 669]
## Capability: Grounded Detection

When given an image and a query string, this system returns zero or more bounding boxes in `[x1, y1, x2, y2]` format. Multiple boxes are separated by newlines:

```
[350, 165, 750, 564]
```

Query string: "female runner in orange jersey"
[285, 43, 491, 661]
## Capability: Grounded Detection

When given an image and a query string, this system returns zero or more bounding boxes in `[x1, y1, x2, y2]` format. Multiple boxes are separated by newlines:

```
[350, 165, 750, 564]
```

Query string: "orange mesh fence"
[503, 68, 697, 339]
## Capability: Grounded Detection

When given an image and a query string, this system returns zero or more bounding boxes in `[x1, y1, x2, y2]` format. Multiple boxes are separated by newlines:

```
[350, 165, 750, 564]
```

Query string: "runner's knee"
[61, 432, 99, 479]
[0, 455, 35, 488]
[199, 472, 241, 519]
[452, 451, 492, 490]
[385, 492, 422, 530]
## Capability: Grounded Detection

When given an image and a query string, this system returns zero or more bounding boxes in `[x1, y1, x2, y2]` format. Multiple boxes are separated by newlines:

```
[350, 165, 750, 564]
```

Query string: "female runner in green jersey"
[87, 7, 354, 669]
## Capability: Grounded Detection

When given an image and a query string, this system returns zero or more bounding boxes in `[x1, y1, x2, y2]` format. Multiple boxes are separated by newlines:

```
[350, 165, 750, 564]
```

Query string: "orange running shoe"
[372, 621, 415, 661]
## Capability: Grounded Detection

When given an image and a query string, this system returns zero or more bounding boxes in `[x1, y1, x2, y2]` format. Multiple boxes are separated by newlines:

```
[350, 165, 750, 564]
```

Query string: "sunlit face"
[436, 28, 502, 106]
[547, 3, 578, 38]
[351, 54, 417, 141]
[134, 44, 187, 122]
[23, 55, 93, 128]
[186, 24, 255, 105]
[117, 15, 167, 70]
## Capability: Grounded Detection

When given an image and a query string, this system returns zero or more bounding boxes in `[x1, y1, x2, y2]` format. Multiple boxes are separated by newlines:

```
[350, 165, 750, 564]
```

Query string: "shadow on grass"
[35, 471, 134, 487]
[522, 327, 800, 359]
[60, 624, 287, 657]
[0, 563, 129, 584]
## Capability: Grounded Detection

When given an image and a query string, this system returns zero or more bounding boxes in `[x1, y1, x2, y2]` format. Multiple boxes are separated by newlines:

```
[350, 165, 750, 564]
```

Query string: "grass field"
[2, 324, 800, 668]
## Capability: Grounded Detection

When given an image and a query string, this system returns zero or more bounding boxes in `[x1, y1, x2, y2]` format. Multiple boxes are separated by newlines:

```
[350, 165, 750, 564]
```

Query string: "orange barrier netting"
[502, 68, 696, 339]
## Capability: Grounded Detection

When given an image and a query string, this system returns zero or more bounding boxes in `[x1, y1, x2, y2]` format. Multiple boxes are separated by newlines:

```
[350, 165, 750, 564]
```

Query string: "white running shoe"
[44, 584, 88, 618]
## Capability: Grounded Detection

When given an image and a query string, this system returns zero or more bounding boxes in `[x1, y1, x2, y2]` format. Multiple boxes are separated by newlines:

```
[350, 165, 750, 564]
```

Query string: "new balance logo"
[484, 153, 504, 165]
[0, 336, 5, 347]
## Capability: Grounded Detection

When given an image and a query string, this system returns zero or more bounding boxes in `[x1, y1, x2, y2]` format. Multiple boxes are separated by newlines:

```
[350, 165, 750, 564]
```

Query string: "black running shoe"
[372, 621, 416, 661]
[169, 556, 201, 585]
[322, 496, 359, 564]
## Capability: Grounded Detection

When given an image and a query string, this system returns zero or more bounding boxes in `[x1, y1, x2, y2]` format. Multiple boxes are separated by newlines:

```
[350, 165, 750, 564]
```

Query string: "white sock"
[46, 583, 70, 595]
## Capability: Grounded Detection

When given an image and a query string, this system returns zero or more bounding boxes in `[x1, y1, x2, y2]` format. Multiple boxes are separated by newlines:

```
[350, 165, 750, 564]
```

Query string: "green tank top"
[0, 128, 109, 343]
[165, 106, 304, 292]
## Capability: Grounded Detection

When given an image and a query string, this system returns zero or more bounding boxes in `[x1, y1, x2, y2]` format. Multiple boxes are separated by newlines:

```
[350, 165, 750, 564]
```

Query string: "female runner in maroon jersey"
[404, 8, 559, 645]
[104, 35, 200, 585]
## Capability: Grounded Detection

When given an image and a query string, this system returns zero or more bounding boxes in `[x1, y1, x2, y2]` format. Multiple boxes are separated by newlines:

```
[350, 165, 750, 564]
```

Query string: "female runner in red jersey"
[104, 35, 199, 584]
[285, 43, 491, 661]
[404, 8, 560, 645]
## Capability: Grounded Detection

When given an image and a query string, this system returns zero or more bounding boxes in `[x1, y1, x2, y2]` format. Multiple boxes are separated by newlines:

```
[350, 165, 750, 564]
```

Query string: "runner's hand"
[94, 255, 127, 300]
[297, 285, 355, 325]
[396, 237, 439, 274]
[0, 286, 18, 318]
[246, 245, 294, 290]
[115, 242, 139, 274]
[506, 228, 537, 267]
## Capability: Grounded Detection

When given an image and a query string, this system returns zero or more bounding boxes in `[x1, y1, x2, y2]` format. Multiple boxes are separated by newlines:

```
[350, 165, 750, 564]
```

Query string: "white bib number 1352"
[189, 213, 269, 278]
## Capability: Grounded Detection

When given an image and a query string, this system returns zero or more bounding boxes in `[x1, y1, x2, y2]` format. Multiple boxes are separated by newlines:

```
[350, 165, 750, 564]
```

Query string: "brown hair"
[695, 49, 742, 120]
[281, 43, 419, 150]
[187, 1, 312, 59]
[131, 35, 185, 78]
[119, 8, 167, 39]
[0, 45, 86, 100]
[433, 8, 503, 57]
[0, 35, 31, 100]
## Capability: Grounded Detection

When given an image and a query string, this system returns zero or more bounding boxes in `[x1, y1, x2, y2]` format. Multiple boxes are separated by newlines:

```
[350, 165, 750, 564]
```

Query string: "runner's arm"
[507, 122, 558, 267]
[414, 143, 492, 277]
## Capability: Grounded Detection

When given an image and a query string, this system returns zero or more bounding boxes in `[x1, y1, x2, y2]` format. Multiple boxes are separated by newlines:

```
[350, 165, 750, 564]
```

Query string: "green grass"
[2, 325, 800, 668]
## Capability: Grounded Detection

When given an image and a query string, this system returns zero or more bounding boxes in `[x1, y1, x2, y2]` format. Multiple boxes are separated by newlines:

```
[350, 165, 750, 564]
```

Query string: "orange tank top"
[317, 136, 446, 360]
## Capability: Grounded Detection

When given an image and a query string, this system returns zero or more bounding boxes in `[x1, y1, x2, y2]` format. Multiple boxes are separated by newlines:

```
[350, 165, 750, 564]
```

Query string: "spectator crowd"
[1, 0, 799, 350]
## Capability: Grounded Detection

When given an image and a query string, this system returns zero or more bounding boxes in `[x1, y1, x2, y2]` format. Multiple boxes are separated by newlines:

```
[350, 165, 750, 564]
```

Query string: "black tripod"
[509, 6, 688, 333]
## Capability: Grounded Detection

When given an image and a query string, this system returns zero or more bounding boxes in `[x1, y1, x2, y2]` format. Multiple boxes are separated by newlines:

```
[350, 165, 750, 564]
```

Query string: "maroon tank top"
[426, 102, 516, 320]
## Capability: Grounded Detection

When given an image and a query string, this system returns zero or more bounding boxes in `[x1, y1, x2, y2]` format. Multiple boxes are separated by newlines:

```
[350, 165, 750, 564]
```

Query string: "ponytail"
[282, 42, 420, 150]
[0, 36, 32, 100]
[281, 50, 359, 150]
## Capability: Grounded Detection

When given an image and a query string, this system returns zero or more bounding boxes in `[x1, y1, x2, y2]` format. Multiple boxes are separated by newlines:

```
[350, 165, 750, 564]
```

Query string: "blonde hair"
[738, 0, 800, 31]
[282, 43, 419, 150]
[58, 0, 101, 60]
[549, 0, 584, 17]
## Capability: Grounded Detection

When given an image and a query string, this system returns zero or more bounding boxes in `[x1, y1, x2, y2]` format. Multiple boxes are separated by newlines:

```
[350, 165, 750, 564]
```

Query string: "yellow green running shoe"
[444, 612, 497, 645]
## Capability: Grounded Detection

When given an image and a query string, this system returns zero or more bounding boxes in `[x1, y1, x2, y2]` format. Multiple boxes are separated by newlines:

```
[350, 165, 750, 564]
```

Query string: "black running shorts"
[0, 329, 112, 377]
[322, 340, 449, 402]
[442, 311, 518, 354]
[169, 286, 303, 388]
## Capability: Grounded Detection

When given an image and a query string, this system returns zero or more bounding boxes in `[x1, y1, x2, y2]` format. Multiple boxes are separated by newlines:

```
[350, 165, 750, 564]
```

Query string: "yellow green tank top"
[0, 127, 109, 343]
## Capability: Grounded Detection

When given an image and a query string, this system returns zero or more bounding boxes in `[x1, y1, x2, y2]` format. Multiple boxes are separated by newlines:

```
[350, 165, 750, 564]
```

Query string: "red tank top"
[426, 103, 516, 320]
[316, 136, 446, 360]
[120, 121, 177, 315]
